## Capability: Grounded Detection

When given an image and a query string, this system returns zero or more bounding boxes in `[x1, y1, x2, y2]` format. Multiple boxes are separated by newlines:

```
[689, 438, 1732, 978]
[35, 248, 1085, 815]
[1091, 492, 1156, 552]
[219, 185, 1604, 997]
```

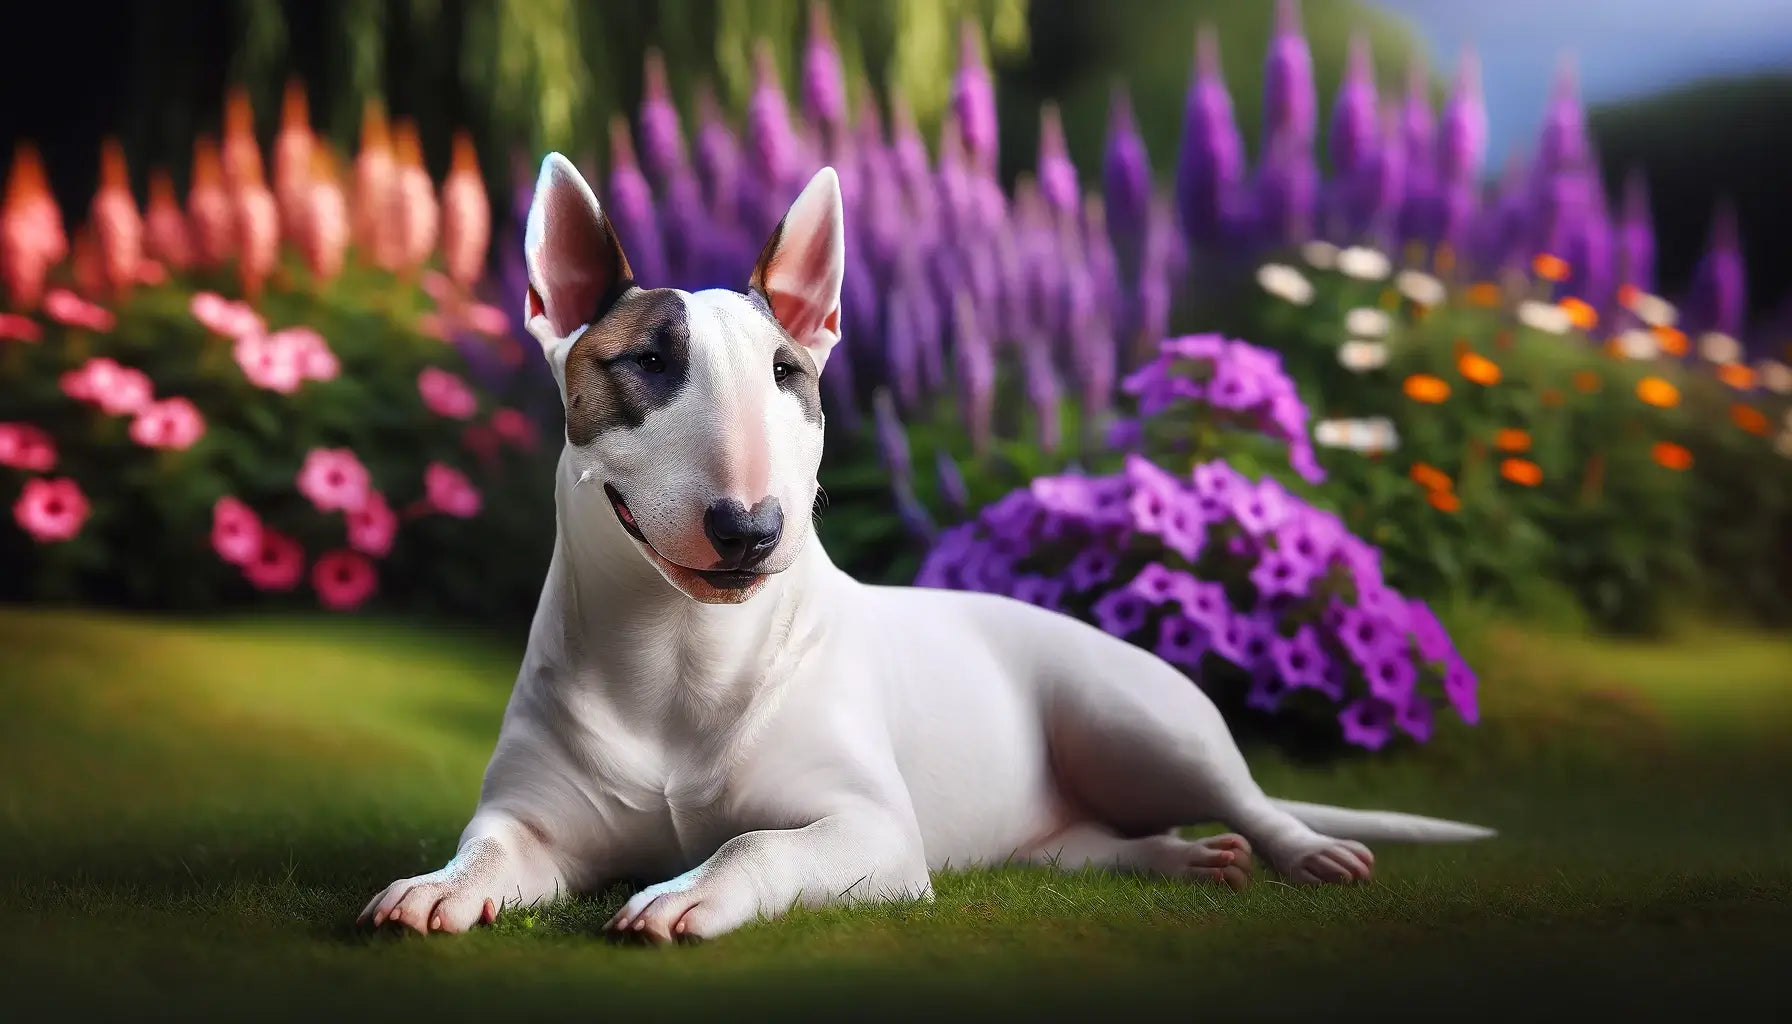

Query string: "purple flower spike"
[935, 450, 970, 518]
[1175, 26, 1248, 249]
[1262, 0, 1317, 149]
[1339, 698, 1395, 750]
[1104, 85, 1153, 262]
[638, 50, 687, 186]
[1092, 588, 1151, 639]
[1329, 33, 1379, 177]
[1617, 169, 1655, 293]
[606, 116, 667, 288]
[1157, 612, 1211, 668]
[1534, 57, 1589, 181]
[1687, 201, 1747, 338]
[951, 19, 999, 174]
[1037, 103, 1080, 217]
[802, 2, 848, 137]
[871, 389, 913, 486]
[747, 41, 798, 194]
[1436, 47, 1486, 188]
[694, 82, 742, 222]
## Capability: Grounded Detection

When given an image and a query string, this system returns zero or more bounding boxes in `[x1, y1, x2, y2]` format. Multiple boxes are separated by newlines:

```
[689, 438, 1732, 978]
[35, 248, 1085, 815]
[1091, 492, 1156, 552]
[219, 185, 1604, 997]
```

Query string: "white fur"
[359, 156, 1493, 943]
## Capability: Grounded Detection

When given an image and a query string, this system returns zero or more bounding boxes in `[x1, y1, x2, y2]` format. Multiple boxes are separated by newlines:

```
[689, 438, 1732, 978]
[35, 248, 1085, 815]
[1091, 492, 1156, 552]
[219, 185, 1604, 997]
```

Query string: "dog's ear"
[523, 152, 633, 361]
[750, 167, 845, 370]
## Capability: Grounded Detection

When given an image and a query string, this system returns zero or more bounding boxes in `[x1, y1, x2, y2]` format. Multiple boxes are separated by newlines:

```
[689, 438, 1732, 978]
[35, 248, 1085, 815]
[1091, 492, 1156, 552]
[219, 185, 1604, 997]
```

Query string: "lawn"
[2, 605, 1789, 1020]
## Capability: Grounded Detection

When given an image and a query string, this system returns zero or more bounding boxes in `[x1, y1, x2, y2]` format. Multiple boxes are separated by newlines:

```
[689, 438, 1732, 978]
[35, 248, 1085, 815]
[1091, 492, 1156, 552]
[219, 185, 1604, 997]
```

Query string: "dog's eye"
[634, 352, 665, 374]
[772, 361, 794, 383]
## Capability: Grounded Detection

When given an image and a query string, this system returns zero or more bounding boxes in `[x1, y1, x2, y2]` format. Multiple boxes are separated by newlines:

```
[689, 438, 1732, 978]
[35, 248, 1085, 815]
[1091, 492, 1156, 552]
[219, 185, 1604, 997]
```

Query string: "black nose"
[703, 498, 783, 569]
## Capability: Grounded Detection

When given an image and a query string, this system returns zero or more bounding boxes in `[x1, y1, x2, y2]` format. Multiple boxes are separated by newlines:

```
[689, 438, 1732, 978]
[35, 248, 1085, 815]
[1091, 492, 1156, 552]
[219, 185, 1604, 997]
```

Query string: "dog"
[358, 154, 1494, 943]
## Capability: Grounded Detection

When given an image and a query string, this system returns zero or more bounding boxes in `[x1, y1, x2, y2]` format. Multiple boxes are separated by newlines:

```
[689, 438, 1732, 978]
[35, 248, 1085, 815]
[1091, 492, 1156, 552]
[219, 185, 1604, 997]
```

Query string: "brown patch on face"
[561, 288, 691, 445]
[744, 290, 824, 425]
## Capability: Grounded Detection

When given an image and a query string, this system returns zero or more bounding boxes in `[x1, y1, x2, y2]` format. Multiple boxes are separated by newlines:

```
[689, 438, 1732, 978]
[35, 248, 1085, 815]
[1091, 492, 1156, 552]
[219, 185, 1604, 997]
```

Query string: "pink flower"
[269, 326, 339, 382]
[13, 477, 89, 542]
[235, 182, 280, 301]
[128, 397, 206, 451]
[490, 408, 538, 450]
[60, 357, 152, 415]
[462, 423, 501, 465]
[440, 131, 490, 288]
[312, 549, 378, 610]
[42, 288, 116, 332]
[243, 528, 304, 590]
[136, 259, 167, 286]
[417, 366, 477, 419]
[233, 333, 303, 394]
[191, 291, 266, 338]
[93, 140, 143, 299]
[296, 448, 371, 513]
[424, 461, 482, 518]
[0, 422, 57, 471]
[0, 312, 42, 342]
[421, 270, 454, 304]
[299, 175, 348, 284]
[210, 496, 262, 565]
[464, 303, 511, 338]
[416, 312, 449, 340]
[346, 489, 397, 557]
[144, 170, 193, 271]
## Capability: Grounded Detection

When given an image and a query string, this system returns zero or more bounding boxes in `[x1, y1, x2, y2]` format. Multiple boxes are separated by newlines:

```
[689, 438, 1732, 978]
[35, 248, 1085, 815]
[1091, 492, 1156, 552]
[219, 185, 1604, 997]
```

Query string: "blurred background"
[3, 0, 1790, 1016]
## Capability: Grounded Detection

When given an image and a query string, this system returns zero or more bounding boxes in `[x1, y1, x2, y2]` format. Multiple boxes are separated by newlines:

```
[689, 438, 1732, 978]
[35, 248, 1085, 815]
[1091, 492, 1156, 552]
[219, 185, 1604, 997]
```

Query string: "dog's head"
[521, 153, 843, 605]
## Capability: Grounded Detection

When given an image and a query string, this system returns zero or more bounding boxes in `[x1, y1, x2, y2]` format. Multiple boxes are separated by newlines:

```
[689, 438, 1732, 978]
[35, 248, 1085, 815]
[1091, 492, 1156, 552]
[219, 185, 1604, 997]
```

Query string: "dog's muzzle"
[604, 484, 766, 591]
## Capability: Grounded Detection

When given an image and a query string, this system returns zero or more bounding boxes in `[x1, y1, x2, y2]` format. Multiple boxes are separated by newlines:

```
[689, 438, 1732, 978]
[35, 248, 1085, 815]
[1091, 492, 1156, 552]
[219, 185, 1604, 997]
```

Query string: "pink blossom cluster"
[59, 356, 207, 451]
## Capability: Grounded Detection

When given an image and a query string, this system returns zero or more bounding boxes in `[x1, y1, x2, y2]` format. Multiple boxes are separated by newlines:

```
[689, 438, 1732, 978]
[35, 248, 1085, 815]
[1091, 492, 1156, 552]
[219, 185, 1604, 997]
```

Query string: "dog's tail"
[1271, 798, 1496, 843]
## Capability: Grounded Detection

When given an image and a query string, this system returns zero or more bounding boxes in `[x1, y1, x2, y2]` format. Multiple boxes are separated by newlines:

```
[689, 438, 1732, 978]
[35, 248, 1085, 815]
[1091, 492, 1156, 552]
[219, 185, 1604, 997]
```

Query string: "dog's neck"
[535, 452, 833, 720]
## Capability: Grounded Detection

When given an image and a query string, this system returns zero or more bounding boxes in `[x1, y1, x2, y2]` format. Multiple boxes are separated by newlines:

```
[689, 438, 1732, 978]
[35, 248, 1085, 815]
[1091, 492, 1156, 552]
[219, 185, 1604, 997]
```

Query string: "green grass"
[2, 606, 1789, 1020]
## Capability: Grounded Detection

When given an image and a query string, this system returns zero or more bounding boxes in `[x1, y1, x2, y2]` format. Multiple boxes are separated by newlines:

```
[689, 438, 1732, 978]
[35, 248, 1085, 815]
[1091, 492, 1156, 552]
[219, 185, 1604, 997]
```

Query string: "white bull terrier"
[359, 154, 1493, 944]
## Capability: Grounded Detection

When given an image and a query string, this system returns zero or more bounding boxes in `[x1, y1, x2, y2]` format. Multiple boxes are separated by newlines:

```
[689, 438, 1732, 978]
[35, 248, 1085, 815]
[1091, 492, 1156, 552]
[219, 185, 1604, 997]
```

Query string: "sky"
[1374, 0, 1792, 166]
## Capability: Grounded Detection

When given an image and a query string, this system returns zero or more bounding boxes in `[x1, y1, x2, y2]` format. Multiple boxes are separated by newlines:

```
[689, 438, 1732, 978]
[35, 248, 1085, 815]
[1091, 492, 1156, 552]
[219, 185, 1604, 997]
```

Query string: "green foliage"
[0, 260, 559, 621]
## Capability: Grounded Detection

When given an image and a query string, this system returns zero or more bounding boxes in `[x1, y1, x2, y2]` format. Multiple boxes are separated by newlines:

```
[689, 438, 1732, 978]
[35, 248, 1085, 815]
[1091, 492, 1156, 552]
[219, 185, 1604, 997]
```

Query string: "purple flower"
[1335, 604, 1398, 669]
[1328, 33, 1379, 177]
[1231, 478, 1291, 536]
[1067, 547, 1121, 591]
[638, 50, 687, 185]
[1037, 103, 1079, 216]
[936, 450, 971, 518]
[1179, 578, 1231, 631]
[1104, 85, 1153, 258]
[1687, 201, 1747, 338]
[951, 20, 999, 174]
[605, 116, 667, 287]
[1262, 0, 1317, 150]
[802, 2, 847, 134]
[1247, 672, 1290, 713]
[1339, 698, 1395, 750]
[1274, 508, 1341, 570]
[1616, 169, 1655, 293]
[1175, 26, 1247, 248]
[1363, 651, 1418, 704]
[1444, 655, 1480, 724]
[1406, 599, 1454, 664]
[1092, 588, 1151, 638]
[1436, 48, 1487, 187]
[1106, 417, 1143, 450]
[1158, 500, 1208, 563]
[871, 389, 912, 485]
[1395, 695, 1435, 742]
[1128, 562, 1182, 604]
[1212, 609, 1275, 672]
[1250, 550, 1314, 602]
[1156, 612, 1211, 668]
[1270, 625, 1329, 690]
[1010, 574, 1068, 612]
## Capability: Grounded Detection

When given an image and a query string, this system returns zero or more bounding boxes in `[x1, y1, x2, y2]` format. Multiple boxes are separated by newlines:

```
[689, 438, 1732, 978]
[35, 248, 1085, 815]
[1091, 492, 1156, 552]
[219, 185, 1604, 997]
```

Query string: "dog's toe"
[1281, 839, 1374, 885]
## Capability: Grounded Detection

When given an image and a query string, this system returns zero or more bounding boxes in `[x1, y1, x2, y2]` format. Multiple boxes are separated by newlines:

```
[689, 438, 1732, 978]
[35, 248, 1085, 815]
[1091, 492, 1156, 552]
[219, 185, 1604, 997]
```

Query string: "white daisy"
[1759, 361, 1792, 395]
[1314, 420, 1348, 448]
[1301, 240, 1340, 270]
[1360, 416, 1400, 453]
[1697, 332, 1741, 365]
[1616, 329, 1659, 361]
[1256, 263, 1315, 306]
[1394, 269, 1446, 307]
[1338, 340, 1389, 372]
[1344, 307, 1391, 338]
[1336, 246, 1392, 281]
[1632, 292, 1677, 328]
[1517, 300, 1572, 335]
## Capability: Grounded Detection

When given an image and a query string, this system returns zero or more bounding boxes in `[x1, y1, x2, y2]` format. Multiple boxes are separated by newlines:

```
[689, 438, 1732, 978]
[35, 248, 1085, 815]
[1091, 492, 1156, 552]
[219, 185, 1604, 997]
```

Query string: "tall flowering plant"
[916, 334, 1479, 751]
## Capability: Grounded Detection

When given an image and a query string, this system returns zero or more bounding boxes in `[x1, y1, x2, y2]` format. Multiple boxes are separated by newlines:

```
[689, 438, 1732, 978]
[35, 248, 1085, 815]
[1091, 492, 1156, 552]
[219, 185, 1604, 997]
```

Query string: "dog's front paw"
[604, 872, 754, 945]
[357, 840, 511, 934]
[1274, 838, 1375, 885]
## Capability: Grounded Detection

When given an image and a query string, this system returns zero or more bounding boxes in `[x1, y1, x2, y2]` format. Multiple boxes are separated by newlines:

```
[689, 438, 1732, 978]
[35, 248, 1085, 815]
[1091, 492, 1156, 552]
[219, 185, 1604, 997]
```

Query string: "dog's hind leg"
[1041, 637, 1374, 885]
[1025, 821, 1254, 890]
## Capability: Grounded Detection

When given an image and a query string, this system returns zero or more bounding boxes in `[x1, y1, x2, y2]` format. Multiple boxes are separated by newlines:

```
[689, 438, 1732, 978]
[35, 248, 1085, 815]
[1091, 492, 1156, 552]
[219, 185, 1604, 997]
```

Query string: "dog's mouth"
[603, 484, 766, 593]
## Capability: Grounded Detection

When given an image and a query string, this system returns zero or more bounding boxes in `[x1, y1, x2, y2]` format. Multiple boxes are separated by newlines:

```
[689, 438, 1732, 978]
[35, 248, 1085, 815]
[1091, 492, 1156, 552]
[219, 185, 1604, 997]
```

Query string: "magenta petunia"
[296, 448, 372, 513]
[1443, 655, 1480, 724]
[346, 489, 398, 558]
[234, 333, 304, 394]
[1270, 625, 1330, 690]
[13, 477, 89, 542]
[210, 497, 262, 566]
[490, 408, 538, 450]
[42, 288, 115, 332]
[243, 529, 305, 591]
[1091, 588, 1150, 638]
[0, 422, 57, 471]
[269, 327, 339, 382]
[0, 312, 43, 342]
[190, 292, 267, 339]
[418, 367, 478, 420]
[1395, 695, 1435, 742]
[61, 357, 152, 416]
[312, 549, 378, 611]
[1155, 612, 1210, 668]
[129, 397, 206, 451]
[1339, 698, 1395, 750]
[424, 461, 483, 518]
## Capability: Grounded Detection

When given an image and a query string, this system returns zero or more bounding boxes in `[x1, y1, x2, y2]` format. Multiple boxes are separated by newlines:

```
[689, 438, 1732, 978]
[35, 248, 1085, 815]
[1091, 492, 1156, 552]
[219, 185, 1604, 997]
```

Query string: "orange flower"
[1651, 441, 1692, 471]
[1403, 373, 1451, 403]
[1573, 370, 1602, 394]
[1428, 489, 1462, 513]
[1409, 463, 1453, 492]
[1617, 283, 1642, 310]
[1653, 325, 1688, 356]
[1540, 388, 1566, 408]
[1635, 376, 1680, 408]
[1731, 403, 1770, 436]
[1500, 458, 1543, 486]
[1532, 252, 1570, 282]
[1494, 428, 1532, 452]
[1466, 281, 1502, 308]
[1559, 297, 1598, 331]
[1458, 351, 1502, 386]
[1717, 363, 1757, 390]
